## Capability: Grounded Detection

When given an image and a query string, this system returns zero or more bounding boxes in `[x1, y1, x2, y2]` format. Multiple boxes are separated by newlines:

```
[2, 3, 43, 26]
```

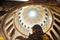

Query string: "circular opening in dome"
[27, 8, 38, 20]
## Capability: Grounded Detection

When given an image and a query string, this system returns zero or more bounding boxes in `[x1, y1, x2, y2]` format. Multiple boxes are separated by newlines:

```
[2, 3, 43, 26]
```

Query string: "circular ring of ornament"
[14, 5, 53, 36]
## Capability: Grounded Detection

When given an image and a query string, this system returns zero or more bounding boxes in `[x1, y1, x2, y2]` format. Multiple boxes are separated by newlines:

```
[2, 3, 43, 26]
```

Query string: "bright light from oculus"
[27, 9, 38, 20]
